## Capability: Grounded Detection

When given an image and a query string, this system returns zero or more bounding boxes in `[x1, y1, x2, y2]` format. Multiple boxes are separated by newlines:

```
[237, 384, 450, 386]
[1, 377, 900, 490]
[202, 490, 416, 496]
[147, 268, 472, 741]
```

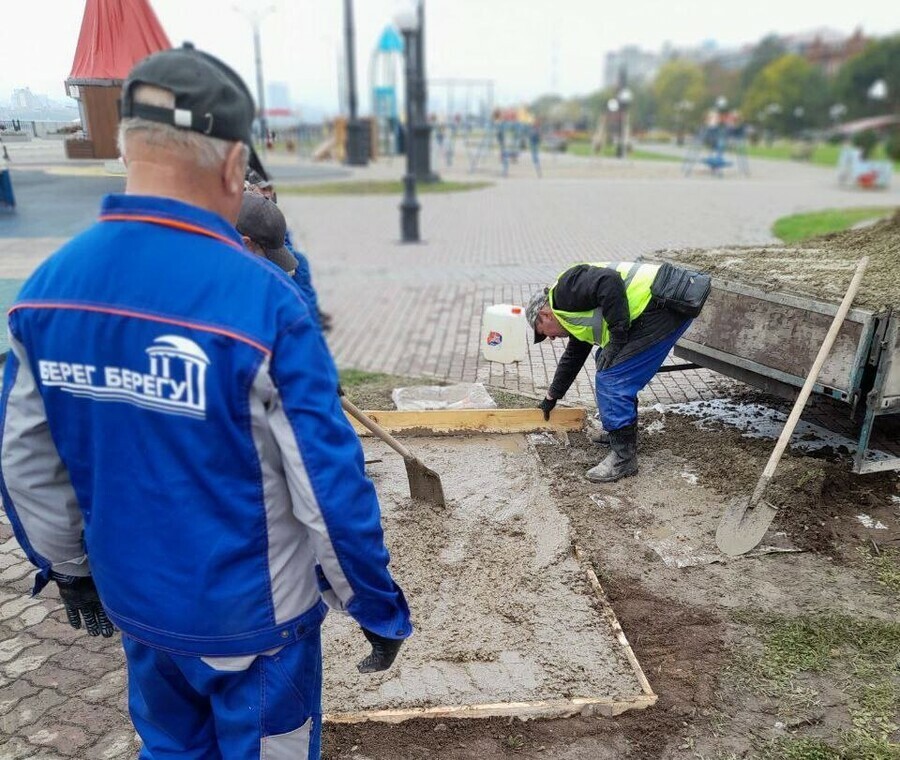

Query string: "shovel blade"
[404, 458, 446, 508]
[715, 496, 778, 557]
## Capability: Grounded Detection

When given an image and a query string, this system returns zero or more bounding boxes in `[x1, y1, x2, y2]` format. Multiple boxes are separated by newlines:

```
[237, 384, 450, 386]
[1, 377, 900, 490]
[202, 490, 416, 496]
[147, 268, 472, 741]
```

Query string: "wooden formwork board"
[322, 539, 657, 725]
[347, 407, 586, 436]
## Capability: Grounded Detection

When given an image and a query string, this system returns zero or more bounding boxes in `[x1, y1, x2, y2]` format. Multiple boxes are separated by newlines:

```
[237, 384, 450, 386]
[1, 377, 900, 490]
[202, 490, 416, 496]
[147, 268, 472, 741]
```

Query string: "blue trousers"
[595, 320, 692, 431]
[123, 629, 322, 759]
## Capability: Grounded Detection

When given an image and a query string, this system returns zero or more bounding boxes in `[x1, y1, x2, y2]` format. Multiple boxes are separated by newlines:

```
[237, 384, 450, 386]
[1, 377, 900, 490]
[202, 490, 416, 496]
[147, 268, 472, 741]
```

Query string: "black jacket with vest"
[547, 264, 686, 400]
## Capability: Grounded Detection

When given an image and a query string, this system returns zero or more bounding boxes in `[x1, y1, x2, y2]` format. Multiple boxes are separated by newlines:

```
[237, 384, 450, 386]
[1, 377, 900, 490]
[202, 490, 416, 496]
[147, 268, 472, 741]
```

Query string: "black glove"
[538, 396, 557, 421]
[597, 342, 626, 372]
[52, 573, 116, 638]
[357, 627, 403, 674]
[337, 383, 345, 397]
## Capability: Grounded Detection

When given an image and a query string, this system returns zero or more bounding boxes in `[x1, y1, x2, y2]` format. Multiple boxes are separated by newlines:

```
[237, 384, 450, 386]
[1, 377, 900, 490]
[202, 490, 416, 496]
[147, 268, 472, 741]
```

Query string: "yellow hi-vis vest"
[547, 261, 660, 347]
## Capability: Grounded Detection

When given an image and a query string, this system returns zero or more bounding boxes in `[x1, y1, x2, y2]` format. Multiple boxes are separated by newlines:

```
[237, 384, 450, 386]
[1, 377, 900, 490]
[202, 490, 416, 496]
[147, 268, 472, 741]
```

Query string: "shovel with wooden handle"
[715, 256, 869, 557]
[341, 397, 447, 508]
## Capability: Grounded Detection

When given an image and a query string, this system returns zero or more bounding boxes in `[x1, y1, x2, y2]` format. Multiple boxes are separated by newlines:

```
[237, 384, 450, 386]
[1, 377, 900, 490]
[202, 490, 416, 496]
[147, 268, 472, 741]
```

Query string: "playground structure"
[458, 107, 542, 177]
[682, 110, 750, 177]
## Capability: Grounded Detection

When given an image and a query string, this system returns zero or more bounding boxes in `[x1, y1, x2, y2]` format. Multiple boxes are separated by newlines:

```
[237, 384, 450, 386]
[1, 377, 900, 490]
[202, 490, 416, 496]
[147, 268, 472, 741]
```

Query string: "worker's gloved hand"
[597, 341, 626, 372]
[357, 628, 403, 674]
[337, 383, 345, 397]
[51, 572, 116, 638]
[538, 396, 557, 421]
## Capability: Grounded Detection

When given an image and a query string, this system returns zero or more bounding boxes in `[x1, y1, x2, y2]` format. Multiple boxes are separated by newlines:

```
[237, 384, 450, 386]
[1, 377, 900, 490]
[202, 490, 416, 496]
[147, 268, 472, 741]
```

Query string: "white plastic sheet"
[392, 383, 497, 411]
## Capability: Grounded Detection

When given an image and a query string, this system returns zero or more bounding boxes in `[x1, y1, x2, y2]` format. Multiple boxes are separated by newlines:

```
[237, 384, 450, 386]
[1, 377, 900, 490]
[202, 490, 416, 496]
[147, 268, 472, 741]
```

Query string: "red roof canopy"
[68, 0, 171, 84]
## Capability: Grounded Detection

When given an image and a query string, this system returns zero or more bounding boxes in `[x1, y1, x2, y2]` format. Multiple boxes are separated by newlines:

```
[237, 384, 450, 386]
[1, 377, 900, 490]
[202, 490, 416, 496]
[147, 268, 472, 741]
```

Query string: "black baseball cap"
[236, 192, 296, 273]
[120, 42, 268, 179]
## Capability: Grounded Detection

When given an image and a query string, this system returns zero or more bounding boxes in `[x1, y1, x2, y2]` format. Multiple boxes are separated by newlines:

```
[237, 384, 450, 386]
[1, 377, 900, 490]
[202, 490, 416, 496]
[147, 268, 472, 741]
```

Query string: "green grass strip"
[772, 207, 896, 243]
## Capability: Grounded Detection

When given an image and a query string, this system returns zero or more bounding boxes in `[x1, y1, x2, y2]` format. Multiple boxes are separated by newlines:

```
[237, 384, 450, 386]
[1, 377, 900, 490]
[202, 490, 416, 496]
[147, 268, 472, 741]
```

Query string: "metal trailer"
[672, 279, 900, 474]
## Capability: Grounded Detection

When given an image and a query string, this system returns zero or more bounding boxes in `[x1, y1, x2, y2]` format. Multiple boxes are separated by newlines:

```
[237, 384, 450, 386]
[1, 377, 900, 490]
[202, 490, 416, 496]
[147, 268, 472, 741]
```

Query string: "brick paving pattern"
[2, 146, 899, 756]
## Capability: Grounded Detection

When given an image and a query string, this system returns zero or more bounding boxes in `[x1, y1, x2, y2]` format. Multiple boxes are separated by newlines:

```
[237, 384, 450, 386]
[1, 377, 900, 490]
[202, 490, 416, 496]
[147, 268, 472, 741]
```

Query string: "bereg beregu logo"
[38, 336, 210, 419]
[486, 331, 503, 346]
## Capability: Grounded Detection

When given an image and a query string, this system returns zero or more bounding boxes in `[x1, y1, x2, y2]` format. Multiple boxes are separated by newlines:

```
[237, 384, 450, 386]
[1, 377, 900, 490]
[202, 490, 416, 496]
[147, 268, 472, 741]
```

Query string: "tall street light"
[617, 87, 633, 158]
[233, 4, 275, 147]
[413, 0, 437, 182]
[396, 7, 421, 242]
[343, 0, 368, 165]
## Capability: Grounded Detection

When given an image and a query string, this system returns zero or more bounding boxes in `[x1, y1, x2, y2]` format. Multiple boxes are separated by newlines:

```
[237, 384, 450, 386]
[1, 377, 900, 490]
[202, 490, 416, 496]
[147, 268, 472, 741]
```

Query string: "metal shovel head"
[404, 457, 447, 508]
[715, 496, 778, 557]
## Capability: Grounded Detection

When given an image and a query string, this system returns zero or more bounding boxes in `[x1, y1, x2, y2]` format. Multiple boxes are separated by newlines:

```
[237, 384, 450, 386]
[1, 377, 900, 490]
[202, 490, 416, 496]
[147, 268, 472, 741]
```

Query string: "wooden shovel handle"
[749, 256, 869, 506]
[341, 397, 414, 461]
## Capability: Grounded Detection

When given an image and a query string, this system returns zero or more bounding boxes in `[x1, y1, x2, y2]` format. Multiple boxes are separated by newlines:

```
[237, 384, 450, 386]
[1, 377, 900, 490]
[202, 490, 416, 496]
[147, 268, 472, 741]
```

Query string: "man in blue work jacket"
[0, 44, 410, 759]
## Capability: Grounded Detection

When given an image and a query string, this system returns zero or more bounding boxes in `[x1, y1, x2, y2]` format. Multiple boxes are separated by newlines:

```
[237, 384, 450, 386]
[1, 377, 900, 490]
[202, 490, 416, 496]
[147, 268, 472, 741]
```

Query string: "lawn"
[772, 206, 896, 243]
[745, 141, 900, 171]
[564, 140, 681, 162]
[277, 180, 492, 196]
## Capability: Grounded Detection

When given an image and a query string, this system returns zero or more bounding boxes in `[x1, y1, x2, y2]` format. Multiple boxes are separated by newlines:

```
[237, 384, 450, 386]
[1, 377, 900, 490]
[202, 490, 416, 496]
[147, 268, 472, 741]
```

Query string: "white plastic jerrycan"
[481, 304, 528, 364]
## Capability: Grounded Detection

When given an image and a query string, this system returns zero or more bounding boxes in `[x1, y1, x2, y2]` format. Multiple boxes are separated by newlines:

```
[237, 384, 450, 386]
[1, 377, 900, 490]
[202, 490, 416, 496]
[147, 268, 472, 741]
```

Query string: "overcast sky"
[2, 0, 897, 117]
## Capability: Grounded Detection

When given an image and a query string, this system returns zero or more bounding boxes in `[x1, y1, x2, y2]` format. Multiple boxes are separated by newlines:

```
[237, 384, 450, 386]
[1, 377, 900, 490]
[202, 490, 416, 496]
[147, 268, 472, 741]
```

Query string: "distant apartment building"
[603, 46, 660, 88]
[783, 27, 869, 76]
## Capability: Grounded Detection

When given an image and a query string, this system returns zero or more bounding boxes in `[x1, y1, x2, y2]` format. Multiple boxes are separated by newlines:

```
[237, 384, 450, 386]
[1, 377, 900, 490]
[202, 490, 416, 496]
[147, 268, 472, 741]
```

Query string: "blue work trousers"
[123, 628, 323, 760]
[595, 320, 692, 431]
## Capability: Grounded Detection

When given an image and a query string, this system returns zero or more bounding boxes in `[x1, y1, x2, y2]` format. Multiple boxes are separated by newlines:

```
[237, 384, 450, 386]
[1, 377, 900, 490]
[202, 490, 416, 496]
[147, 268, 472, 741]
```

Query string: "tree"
[742, 54, 830, 133]
[739, 34, 787, 96]
[652, 60, 707, 131]
[833, 35, 900, 118]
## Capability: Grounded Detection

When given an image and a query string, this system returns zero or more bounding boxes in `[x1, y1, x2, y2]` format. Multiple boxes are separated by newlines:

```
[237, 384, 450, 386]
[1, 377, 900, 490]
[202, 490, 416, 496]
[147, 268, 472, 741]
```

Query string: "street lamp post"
[233, 5, 275, 147]
[412, 0, 437, 182]
[343, 0, 368, 166]
[396, 8, 420, 242]
[617, 87, 633, 158]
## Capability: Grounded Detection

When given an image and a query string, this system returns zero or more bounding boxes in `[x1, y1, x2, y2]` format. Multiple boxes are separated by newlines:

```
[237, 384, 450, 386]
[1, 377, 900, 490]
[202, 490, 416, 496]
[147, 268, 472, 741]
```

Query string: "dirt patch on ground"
[324, 579, 724, 760]
[322, 408, 899, 759]
[655, 209, 900, 311]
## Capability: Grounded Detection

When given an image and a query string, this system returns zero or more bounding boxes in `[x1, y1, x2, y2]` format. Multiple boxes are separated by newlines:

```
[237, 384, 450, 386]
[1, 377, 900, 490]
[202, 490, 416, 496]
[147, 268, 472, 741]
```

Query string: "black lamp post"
[396, 8, 421, 242]
[412, 0, 438, 182]
[343, 0, 368, 166]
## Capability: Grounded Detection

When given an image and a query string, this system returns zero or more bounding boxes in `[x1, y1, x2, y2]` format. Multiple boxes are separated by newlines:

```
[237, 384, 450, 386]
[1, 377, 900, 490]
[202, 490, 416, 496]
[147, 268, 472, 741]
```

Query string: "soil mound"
[654, 209, 900, 311]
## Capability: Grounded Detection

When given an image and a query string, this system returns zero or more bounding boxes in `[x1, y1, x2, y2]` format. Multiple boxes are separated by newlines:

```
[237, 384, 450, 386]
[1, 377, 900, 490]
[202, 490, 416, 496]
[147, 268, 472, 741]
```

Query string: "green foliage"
[772, 207, 895, 243]
[740, 34, 788, 95]
[742, 54, 830, 133]
[770, 738, 840, 760]
[833, 35, 900, 118]
[853, 129, 880, 159]
[886, 131, 900, 162]
[652, 60, 708, 130]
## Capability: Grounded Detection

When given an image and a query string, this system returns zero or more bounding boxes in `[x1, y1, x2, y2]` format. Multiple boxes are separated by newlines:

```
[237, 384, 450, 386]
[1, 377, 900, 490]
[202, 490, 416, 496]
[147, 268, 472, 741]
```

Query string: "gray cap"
[120, 42, 269, 180]
[525, 288, 550, 344]
[236, 192, 296, 273]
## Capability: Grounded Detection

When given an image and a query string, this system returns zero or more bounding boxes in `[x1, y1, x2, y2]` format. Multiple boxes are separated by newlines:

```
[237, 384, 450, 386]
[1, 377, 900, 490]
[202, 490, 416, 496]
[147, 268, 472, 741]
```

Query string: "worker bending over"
[526, 261, 710, 482]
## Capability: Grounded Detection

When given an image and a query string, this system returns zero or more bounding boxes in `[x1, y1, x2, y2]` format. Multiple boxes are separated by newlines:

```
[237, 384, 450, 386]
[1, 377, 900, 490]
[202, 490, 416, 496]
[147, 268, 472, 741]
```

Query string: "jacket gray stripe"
[248, 361, 323, 625]
[622, 262, 642, 288]
[1, 332, 89, 576]
[261, 366, 354, 615]
[563, 310, 605, 341]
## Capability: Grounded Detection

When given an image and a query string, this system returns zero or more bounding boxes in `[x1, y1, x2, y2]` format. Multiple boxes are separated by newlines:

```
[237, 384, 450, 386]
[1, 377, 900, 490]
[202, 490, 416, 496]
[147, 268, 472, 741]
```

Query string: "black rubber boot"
[586, 424, 638, 482]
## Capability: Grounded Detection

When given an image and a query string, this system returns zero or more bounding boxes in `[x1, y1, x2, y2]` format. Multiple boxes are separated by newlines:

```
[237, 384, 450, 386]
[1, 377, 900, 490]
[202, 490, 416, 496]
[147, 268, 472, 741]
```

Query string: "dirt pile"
[654, 209, 900, 312]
